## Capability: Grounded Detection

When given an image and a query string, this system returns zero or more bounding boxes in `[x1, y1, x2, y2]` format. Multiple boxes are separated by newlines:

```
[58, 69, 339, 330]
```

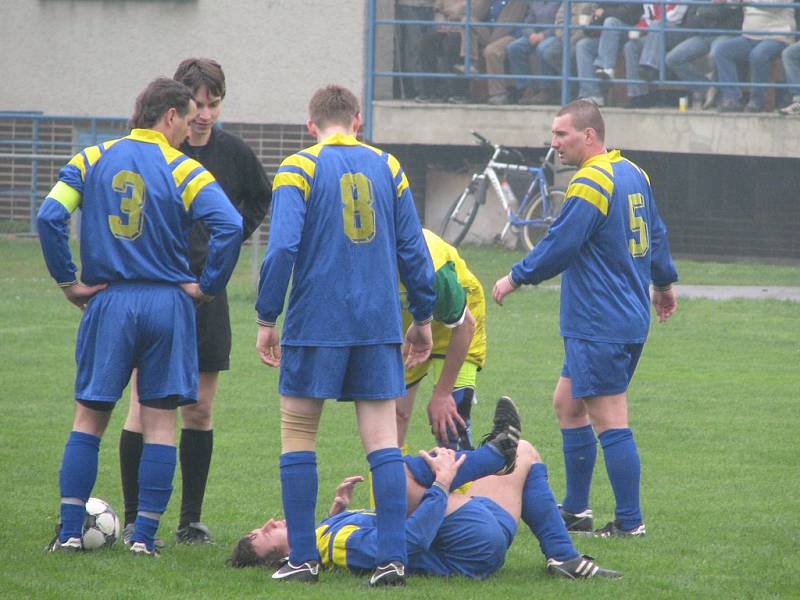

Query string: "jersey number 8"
[340, 172, 376, 243]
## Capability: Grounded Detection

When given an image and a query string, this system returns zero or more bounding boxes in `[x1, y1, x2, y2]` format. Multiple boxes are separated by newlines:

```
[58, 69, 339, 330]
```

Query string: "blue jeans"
[665, 34, 733, 85]
[507, 35, 564, 92]
[711, 36, 787, 105]
[783, 41, 800, 99]
[576, 37, 601, 97]
[395, 4, 435, 98]
[625, 22, 683, 98]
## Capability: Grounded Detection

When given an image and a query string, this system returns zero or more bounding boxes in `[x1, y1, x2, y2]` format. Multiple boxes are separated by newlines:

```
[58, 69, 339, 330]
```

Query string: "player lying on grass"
[229, 398, 620, 581]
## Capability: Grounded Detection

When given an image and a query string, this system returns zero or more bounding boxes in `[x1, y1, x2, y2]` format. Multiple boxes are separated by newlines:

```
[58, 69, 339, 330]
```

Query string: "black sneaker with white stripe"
[559, 506, 594, 533]
[479, 396, 521, 475]
[271, 558, 320, 583]
[546, 554, 622, 579]
[369, 561, 405, 587]
[593, 520, 646, 538]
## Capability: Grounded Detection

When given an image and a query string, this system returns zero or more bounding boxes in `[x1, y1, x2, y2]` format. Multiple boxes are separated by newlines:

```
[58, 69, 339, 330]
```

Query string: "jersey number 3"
[108, 170, 146, 240]
[340, 173, 376, 243]
[627, 193, 649, 257]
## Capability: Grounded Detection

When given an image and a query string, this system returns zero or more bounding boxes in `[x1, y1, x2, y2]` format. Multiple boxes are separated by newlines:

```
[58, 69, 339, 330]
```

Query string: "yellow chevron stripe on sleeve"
[282, 154, 317, 180]
[386, 154, 402, 178]
[331, 525, 359, 568]
[273, 171, 311, 200]
[181, 171, 216, 210]
[567, 182, 609, 216]
[397, 172, 409, 197]
[47, 181, 81, 212]
[578, 166, 613, 197]
[315, 525, 332, 568]
[172, 158, 203, 188]
[83, 146, 101, 167]
[67, 153, 87, 178]
[102, 138, 122, 151]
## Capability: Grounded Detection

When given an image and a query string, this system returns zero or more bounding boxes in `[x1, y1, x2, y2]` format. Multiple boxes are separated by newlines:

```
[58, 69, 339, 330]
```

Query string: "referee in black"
[119, 58, 272, 544]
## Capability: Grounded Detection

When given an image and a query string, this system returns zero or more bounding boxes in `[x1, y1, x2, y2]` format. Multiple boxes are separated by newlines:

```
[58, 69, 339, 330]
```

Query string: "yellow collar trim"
[320, 132, 359, 146]
[128, 128, 171, 146]
[582, 149, 621, 168]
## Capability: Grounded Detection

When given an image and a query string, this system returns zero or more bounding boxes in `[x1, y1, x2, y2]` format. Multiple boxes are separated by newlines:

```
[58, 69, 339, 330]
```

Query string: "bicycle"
[439, 131, 571, 251]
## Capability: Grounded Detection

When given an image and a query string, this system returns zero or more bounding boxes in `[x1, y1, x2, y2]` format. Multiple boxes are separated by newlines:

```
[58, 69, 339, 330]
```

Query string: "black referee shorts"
[196, 287, 231, 372]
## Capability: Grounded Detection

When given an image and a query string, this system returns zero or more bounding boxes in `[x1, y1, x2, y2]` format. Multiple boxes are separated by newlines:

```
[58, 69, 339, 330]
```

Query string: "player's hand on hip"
[492, 274, 519, 305]
[652, 287, 677, 322]
[428, 391, 466, 445]
[404, 321, 433, 368]
[179, 282, 214, 304]
[61, 282, 108, 311]
[257, 325, 281, 367]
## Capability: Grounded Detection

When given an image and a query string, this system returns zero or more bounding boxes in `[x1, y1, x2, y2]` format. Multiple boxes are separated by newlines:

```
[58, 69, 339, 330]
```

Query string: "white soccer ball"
[82, 497, 121, 550]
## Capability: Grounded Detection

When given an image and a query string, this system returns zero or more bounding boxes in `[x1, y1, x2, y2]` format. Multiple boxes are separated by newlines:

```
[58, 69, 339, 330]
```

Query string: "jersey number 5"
[627, 193, 649, 257]
[340, 172, 376, 243]
[108, 170, 146, 240]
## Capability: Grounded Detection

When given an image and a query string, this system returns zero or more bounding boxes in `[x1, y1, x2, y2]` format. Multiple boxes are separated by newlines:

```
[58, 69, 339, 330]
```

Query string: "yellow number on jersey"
[108, 170, 146, 240]
[627, 193, 649, 257]
[340, 172, 376, 243]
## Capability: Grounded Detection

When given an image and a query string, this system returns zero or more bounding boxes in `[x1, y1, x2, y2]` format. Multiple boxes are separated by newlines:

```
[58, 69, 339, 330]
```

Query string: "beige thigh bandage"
[280, 407, 321, 452]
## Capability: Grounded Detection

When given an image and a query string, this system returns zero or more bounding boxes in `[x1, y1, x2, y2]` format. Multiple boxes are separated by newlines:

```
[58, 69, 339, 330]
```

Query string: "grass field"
[1, 238, 798, 599]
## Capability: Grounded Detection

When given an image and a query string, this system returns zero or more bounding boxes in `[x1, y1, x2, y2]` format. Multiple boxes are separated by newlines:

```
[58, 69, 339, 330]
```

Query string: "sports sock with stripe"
[59, 431, 100, 541]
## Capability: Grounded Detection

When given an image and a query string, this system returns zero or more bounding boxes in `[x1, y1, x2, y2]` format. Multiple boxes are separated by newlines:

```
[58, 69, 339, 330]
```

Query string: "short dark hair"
[557, 98, 605, 142]
[128, 78, 194, 130]
[308, 84, 360, 129]
[226, 535, 284, 569]
[174, 57, 226, 99]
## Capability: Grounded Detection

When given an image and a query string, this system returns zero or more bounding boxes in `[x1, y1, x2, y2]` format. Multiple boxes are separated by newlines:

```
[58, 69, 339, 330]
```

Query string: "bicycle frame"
[481, 145, 558, 242]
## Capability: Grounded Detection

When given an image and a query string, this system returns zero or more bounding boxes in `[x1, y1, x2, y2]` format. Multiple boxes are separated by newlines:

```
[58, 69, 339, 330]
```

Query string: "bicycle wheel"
[519, 188, 565, 252]
[439, 176, 486, 247]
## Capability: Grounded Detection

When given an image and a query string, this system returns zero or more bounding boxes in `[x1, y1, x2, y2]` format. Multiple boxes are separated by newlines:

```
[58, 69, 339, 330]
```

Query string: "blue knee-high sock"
[59, 431, 101, 541]
[599, 428, 642, 530]
[369, 448, 407, 565]
[132, 443, 176, 550]
[280, 451, 318, 564]
[403, 444, 504, 490]
[521, 463, 579, 562]
[561, 425, 597, 514]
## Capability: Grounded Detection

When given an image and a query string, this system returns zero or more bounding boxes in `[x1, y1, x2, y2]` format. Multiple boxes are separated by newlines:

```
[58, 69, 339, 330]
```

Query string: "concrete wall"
[372, 101, 800, 159]
[0, 0, 368, 124]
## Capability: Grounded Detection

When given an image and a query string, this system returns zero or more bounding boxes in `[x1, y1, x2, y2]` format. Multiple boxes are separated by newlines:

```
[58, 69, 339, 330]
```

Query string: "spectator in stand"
[416, 0, 471, 103]
[395, 1, 436, 100]
[778, 40, 800, 115]
[575, 2, 643, 105]
[664, 0, 743, 110]
[711, 0, 796, 112]
[456, 0, 528, 105]
[505, 0, 562, 105]
[622, 2, 689, 108]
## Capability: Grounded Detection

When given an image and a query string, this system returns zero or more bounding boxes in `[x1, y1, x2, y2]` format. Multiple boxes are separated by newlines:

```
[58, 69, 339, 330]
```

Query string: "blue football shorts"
[561, 337, 644, 398]
[74, 282, 198, 406]
[279, 344, 405, 400]
[433, 496, 517, 579]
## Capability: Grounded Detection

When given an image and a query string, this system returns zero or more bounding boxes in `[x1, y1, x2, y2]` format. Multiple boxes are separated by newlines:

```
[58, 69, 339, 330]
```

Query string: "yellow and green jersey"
[401, 229, 486, 385]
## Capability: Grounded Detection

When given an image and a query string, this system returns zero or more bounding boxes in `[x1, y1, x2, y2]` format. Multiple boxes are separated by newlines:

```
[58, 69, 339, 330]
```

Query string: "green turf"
[1, 238, 798, 599]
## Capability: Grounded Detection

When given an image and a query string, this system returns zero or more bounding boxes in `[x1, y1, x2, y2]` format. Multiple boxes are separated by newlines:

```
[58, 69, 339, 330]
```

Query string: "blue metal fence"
[364, 0, 799, 139]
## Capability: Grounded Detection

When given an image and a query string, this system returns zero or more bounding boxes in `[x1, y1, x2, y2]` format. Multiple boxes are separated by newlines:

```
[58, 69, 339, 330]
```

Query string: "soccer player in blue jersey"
[39, 78, 243, 556]
[493, 99, 678, 538]
[229, 398, 621, 580]
[255, 85, 436, 586]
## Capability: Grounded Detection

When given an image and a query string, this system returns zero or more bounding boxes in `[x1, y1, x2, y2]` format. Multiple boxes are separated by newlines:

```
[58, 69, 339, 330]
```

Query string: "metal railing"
[364, 0, 799, 139]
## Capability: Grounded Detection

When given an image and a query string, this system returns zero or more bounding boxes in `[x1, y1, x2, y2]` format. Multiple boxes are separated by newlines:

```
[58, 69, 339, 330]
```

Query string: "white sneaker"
[129, 541, 160, 557]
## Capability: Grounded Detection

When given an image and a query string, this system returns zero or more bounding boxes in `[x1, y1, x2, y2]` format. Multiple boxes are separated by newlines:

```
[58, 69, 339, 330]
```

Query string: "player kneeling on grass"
[229, 398, 621, 581]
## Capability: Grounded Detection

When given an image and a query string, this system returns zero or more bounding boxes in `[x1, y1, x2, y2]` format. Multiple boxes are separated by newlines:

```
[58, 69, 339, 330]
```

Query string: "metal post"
[364, 0, 377, 141]
[561, 0, 573, 105]
[29, 118, 39, 234]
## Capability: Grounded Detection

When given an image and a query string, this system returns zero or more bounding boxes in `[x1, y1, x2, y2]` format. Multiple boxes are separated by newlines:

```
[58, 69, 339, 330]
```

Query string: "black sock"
[179, 429, 213, 529]
[119, 429, 143, 526]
